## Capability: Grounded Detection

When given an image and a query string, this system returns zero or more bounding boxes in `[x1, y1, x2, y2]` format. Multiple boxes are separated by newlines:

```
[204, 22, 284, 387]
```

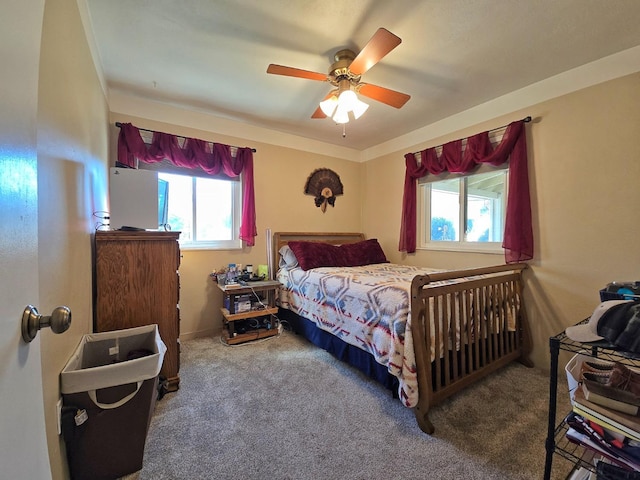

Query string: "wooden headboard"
[271, 232, 365, 278]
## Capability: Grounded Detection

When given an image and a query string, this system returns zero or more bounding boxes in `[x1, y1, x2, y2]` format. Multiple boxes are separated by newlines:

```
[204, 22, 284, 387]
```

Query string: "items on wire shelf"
[563, 356, 640, 477]
[546, 286, 640, 480]
[601, 282, 640, 301]
[564, 410, 640, 471]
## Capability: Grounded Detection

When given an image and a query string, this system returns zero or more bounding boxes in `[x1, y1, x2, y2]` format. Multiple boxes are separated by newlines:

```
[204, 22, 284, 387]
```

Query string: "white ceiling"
[83, 0, 640, 151]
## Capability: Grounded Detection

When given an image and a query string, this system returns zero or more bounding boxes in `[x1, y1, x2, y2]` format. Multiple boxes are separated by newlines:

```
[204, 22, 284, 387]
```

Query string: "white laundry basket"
[60, 324, 166, 480]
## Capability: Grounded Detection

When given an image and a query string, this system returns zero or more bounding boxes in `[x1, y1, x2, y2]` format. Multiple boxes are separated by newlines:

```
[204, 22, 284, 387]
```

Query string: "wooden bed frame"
[272, 232, 532, 434]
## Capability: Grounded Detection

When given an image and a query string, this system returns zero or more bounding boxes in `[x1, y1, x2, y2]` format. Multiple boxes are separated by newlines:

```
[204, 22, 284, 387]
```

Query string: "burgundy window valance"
[117, 122, 257, 246]
[399, 119, 532, 263]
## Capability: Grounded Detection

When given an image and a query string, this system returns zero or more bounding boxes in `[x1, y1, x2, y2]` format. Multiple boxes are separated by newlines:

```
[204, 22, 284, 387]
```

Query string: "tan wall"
[108, 113, 363, 338]
[111, 72, 640, 372]
[363, 72, 640, 370]
[37, 0, 110, 478]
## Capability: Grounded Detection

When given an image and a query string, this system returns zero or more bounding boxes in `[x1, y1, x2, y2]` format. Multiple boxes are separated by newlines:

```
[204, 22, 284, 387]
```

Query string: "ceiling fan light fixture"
[319, 95, 339, 117]
[327, 85, 369, 123]
[332, 103, 350, 124]
[351, 98, 369, 119]
[338, 89, 358, 110]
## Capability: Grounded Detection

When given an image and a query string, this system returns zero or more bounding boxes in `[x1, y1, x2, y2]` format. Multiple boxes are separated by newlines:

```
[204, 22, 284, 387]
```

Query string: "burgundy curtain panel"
[399, 120, 532, 263]
[117, 123, 257, 246]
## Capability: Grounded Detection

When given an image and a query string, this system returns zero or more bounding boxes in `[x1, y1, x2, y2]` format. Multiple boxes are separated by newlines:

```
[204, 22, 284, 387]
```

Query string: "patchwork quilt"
[277, 263, 442, 408]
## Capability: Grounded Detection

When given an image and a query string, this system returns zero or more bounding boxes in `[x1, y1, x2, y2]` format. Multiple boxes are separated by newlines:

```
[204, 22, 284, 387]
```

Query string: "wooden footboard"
[410, 263, 531, 434]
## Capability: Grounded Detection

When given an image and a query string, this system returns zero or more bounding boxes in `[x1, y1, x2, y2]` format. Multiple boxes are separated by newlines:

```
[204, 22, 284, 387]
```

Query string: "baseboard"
[179, 327, 220, 341]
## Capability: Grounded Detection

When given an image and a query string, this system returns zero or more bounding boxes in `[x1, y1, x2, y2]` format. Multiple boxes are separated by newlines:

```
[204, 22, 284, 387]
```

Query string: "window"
[141, 161, 242, 250]
[418, 166, 507, 252]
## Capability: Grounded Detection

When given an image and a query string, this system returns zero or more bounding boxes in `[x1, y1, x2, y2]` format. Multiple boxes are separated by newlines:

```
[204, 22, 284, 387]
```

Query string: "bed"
[272, 232, 532, 434]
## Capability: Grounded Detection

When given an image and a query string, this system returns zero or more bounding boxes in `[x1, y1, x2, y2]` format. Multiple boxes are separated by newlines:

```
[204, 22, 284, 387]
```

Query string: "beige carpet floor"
[123, 330, 573, 479]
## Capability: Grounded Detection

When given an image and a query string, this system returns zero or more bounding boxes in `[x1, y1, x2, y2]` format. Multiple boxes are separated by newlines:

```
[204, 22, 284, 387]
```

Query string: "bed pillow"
[339, 239, 388, 267]
[287, 241, 345, 270]
[278, 245, 299, 269]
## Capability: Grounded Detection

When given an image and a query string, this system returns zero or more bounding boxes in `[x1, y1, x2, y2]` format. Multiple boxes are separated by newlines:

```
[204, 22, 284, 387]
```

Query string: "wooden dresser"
[93, 230, 181, 391]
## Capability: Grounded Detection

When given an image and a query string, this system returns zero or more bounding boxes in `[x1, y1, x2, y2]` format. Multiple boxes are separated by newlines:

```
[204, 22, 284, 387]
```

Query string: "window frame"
[417, 163, 508, 254]
[139, 160, 243, 251]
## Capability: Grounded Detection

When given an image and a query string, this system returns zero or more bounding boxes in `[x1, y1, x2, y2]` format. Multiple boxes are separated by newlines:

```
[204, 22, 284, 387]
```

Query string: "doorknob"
[21, 305, 72, 343]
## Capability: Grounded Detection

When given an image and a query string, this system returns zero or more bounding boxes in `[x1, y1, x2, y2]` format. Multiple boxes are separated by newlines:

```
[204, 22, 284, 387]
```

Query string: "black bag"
[597, 462, 640, 480]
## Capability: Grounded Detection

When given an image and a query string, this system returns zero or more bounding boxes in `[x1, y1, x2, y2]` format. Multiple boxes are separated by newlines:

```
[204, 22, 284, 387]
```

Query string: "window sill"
[418, 242, 503, 255]
[180, 241, 242, 251]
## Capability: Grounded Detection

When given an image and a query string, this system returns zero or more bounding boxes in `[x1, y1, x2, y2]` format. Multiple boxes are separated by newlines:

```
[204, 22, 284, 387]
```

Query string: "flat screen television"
[158, 178, 169, 229]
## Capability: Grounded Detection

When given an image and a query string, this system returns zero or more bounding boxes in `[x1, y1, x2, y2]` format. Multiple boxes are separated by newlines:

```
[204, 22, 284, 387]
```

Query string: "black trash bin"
[60, 324, 166, 480]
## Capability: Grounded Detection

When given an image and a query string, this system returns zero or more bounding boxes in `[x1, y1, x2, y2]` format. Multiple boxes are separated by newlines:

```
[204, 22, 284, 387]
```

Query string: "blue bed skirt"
[278, 307, 400, 397]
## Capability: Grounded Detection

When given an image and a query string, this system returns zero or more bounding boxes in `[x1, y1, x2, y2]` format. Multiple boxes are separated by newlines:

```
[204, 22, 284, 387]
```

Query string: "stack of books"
[581, 377, 640, 416]
[566, 376, 640, 473]
[565, 410, 640, 472]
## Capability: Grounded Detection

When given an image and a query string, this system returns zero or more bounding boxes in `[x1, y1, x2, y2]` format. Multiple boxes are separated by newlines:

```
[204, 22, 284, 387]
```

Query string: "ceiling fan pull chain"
[342, 123, 346, 138]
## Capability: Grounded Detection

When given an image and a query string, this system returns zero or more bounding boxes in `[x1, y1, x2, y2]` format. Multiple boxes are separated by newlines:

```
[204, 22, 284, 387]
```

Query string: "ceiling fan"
[266, 28, 410, 124]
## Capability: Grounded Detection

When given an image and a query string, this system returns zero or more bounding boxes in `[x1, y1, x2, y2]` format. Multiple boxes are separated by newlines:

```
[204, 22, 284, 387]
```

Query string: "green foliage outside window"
[431, 217, 456, 241]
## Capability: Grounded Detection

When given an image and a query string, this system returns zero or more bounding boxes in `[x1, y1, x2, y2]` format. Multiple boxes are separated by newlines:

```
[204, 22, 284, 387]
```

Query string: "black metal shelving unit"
[544, 319, 640, 479]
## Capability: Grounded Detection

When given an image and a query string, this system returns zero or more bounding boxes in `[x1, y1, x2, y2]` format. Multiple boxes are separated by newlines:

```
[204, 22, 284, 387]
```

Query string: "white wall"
[38, 0, 109, 478]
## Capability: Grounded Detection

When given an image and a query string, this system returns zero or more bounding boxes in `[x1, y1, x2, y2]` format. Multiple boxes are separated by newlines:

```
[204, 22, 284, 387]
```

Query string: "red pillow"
[287, 239, 389, 270]
[340, 239, 388, 267]
[287, 241, 345, 270]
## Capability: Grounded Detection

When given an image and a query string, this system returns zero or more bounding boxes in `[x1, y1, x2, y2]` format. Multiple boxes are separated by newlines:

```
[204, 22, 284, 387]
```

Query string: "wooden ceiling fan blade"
[358, 83, 410, 108]
[348, 28, 401, 76]
[311, 106, 327, 119]
[266, 64, 327, 82]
